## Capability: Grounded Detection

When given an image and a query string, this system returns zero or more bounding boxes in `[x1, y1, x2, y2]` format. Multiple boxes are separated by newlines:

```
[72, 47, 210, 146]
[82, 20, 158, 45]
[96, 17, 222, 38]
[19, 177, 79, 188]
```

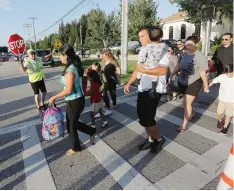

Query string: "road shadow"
[0, 71, 62, 89]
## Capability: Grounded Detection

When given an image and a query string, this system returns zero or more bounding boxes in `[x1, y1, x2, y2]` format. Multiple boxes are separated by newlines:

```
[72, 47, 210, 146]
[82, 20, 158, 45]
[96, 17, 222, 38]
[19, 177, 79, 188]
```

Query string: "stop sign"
[8, 34, 26, 55]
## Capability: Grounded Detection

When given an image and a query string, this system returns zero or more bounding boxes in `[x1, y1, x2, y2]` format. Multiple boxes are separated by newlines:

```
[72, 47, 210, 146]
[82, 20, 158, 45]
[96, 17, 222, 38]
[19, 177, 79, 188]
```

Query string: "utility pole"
[121, 0, 128, 75]
[23, 24, 32, 49]
[28, 17, 37, 49]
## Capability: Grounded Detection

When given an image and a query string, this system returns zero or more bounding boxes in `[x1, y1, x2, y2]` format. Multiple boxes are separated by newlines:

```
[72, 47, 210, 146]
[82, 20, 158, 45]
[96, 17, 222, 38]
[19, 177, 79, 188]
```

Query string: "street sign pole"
[205, 19, 212, 56]
[121, 0, 128, 75]
[201, 6, 215, 56]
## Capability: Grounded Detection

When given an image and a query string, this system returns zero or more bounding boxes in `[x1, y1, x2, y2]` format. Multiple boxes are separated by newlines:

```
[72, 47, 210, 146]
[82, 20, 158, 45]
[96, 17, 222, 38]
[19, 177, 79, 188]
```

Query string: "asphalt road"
[0, 61, 233, 190]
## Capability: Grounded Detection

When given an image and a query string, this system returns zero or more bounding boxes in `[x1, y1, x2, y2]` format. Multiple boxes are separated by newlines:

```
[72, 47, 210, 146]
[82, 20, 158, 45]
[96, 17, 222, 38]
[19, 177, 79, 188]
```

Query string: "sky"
[0, 0, 179, 46]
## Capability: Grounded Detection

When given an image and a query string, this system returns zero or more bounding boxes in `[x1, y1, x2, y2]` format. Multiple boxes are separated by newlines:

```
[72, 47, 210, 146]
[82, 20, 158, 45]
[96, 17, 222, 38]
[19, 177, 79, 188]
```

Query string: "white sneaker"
[102, 121, 108, 128]
[94, 113, 100, 118]
[104, 109, 112, 116]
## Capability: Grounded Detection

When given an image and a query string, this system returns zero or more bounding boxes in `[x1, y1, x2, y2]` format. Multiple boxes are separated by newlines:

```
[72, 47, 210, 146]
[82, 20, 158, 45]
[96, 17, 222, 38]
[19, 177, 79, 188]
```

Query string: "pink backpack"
[42, 105, 64, 141]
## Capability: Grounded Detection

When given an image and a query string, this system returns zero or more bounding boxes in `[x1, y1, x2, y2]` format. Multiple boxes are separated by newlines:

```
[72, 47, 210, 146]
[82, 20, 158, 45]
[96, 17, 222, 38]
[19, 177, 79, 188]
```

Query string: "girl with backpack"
[48, 45, 96, 156]
[85, 69, 109, 128]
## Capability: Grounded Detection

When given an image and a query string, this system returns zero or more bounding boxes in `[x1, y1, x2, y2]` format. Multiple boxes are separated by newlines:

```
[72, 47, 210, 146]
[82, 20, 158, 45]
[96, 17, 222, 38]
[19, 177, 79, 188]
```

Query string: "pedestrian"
[164, 46, 179, 101]
[209, 64, 234, 135]
[19, 49, 51, 110]
[124, 26, 169, 153]
[169, 36, 209, 132]
[176, 39, 186, 55]
[85, 69, 109, 128]
[100, 49, 120, 115]
[212, 33, 233, 76]
[48, 45, 96, 156]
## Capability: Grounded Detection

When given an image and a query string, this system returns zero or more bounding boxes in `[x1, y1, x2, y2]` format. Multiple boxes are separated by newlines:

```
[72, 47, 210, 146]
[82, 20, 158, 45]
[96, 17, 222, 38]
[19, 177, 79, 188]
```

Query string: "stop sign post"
[8, 34, 26, 56]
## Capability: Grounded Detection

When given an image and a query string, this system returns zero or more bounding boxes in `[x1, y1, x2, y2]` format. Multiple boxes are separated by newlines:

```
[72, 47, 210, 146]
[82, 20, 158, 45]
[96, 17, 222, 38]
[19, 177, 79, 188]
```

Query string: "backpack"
[42, 104, 65, 141]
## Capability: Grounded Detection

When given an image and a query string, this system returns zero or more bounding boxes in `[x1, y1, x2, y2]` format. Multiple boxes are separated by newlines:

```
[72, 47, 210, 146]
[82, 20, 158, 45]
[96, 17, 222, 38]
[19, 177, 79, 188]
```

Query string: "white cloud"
[0, 0, 12, 10]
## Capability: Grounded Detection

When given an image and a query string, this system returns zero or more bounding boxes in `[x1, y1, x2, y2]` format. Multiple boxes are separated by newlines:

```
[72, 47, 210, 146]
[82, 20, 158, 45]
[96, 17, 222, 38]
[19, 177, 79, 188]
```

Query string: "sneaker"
[217, 120, 224, 129]
[104, 109, 112, 116]
[150, 136, 166, 153]
[95, 113, 101, 118]
[91, 124, 96, 128]
[220, 127, 229, 135]
[102, 121, 108, 128]
[138, 139, 152, 151]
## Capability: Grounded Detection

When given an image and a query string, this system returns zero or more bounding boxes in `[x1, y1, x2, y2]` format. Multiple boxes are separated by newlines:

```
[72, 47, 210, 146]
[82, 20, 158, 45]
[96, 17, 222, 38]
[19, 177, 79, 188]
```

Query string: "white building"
[161, 12, 233, 41]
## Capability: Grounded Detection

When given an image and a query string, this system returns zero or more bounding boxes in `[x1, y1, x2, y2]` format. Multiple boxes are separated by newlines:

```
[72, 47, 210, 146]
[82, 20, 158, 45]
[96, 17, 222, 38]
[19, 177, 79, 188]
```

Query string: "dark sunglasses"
[222, 38, 229, 41]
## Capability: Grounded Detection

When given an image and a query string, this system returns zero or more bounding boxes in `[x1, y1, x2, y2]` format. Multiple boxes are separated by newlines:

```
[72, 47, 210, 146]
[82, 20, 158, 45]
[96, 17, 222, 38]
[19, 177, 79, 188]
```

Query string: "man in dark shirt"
[212, 33, 233, 75]
[176, 39, 186, 55]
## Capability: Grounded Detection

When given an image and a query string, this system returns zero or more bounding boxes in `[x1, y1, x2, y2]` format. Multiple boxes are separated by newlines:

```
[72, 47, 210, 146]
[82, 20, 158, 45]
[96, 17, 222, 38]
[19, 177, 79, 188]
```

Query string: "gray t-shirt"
[137, 43, 169, 93]
[178, 51, 208, 85]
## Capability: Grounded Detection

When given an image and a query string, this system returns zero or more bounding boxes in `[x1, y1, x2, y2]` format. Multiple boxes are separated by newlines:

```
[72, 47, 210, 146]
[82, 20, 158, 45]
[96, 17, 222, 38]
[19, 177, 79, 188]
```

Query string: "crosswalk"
[0, 86, 233, 190]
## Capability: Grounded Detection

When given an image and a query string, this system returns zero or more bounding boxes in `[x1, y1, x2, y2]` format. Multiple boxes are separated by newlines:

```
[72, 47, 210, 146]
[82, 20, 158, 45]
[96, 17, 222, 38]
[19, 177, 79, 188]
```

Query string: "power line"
[37, 0, 89, 36]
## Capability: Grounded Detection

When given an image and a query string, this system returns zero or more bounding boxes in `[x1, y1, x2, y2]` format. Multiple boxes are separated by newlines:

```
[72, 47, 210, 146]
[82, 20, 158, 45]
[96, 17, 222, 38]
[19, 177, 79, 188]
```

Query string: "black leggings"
[66, 97, 96, 150]
[103, 89, 116, 109]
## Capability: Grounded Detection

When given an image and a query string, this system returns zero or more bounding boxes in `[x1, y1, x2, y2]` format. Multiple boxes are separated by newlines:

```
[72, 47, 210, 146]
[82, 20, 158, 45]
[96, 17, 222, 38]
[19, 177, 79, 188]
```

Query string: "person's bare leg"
[35, 94, 40, 109]
[40, 91, 46, 106]
[181, 94, 196, 130]
[217, 113, 223, 122]
[149, 125, 161, 140]
[223, 115, 231, 128]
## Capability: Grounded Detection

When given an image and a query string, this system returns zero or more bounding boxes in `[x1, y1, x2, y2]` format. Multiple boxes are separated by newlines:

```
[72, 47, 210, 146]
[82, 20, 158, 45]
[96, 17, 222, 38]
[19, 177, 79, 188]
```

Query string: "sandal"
[66, 149, 81, 156]
[177, 127, 188, 132]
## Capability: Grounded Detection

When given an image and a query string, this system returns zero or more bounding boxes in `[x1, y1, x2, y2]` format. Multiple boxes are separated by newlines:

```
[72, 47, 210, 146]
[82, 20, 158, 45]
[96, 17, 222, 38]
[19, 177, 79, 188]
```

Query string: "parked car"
[35, 50, 54, 66]
[0, 56, 9, 62]
[76, 48, 90, 58]
[8, 55, 18, 62]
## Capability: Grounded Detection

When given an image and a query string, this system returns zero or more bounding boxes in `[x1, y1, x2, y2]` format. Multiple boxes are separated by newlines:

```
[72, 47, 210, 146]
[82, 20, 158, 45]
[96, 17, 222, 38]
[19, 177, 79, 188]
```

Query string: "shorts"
[30, 79, 47, 95]
[137, 91, 161, 127]
[91, 102, 104, 113]
[217, 101, 234, 117]
[178, 78, 202, 96]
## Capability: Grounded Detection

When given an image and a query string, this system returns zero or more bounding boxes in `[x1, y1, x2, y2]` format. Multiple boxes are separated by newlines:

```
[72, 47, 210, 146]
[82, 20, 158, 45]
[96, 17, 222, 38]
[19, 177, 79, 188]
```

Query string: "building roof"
[161, 12, 186, 23]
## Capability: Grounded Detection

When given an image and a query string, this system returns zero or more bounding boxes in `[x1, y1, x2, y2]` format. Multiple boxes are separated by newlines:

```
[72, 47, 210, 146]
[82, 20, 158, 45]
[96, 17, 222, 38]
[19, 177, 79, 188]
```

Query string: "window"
[181, 24, 186, 39]
[169, 26, 173, 40]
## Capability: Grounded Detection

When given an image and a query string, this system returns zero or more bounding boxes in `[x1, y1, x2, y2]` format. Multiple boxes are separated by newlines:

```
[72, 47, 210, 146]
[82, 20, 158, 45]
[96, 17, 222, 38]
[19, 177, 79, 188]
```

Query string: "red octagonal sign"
[8, 34, 26, 55]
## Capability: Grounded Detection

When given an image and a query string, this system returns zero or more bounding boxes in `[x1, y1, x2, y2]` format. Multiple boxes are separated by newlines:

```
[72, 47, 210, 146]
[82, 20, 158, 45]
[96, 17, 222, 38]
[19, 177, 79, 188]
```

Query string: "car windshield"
[36, 50, 50, 57]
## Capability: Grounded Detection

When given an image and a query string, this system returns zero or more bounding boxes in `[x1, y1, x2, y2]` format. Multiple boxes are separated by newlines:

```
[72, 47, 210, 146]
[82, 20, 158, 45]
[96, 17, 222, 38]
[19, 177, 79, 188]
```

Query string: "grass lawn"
[81, 58, 137, 85]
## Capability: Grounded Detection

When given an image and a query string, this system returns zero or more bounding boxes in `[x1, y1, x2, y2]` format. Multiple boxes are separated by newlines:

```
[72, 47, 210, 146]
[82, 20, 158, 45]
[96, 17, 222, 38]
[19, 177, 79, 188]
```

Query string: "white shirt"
[137, 43, 169, 93]
[213, 74, 234, 103]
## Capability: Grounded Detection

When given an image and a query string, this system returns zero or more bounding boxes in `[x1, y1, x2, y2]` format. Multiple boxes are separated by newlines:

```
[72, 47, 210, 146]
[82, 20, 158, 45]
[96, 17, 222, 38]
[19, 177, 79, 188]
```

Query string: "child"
[209, 64, 234, 135]
[85, 69, 108, 128]
[137, 26, 168, 95]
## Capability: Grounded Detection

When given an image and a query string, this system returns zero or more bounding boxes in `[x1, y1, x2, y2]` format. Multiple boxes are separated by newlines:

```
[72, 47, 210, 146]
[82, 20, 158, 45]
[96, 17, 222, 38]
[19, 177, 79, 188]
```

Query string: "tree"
[58, 21, 66, 44]
[128, 0, 161, 41]
[85, 8, 120, 48]
[169, 0, 233, 25]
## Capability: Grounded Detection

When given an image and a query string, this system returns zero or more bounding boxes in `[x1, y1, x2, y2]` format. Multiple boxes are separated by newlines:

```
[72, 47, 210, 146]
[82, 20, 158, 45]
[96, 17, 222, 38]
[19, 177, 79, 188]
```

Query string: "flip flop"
[177, 127, 188, 132]
[66, 149, 81, 156]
